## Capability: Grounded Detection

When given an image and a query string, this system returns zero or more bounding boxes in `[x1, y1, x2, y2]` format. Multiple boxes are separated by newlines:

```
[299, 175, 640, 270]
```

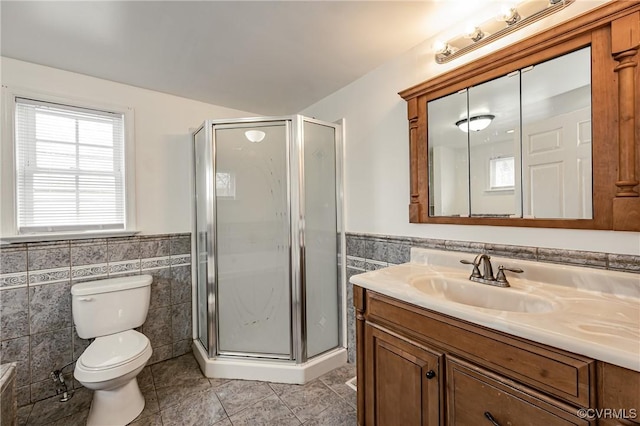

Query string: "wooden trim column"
[354, 285, 366, 426]
[611, 11, 640, 230]
[408, 98, 420, 223]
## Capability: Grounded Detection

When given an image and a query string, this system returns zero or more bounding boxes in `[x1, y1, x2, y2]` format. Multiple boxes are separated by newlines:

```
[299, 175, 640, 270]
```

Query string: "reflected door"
[214, 123, 291, 357]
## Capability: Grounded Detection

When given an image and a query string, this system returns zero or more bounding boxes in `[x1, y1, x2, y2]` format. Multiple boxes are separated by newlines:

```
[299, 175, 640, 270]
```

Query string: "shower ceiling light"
[456, 115, 495, 132]
[245, 130, 266, 143]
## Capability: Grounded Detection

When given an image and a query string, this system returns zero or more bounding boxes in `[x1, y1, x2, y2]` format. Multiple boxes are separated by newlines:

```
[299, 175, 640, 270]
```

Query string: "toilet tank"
[71, 275, 152, 339]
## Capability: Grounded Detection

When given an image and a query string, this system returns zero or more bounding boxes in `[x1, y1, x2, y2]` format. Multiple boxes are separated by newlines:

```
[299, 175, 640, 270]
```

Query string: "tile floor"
[17, 353, 357, 426]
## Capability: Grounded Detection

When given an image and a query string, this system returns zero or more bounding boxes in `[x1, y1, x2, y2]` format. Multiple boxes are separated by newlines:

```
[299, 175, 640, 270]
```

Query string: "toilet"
[71, 275, 153, 426]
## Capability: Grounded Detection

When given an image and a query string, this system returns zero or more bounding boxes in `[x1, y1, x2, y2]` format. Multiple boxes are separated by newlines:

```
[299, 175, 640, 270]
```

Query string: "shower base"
[192, 341, 348, 384]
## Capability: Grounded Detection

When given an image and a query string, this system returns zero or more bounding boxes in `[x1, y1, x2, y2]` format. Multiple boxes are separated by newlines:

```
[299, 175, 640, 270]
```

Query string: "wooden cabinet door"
[364, 324, 442, 426]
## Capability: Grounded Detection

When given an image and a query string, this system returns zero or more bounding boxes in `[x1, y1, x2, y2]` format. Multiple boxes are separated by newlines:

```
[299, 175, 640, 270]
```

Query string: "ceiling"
[0, 1, 470, 115]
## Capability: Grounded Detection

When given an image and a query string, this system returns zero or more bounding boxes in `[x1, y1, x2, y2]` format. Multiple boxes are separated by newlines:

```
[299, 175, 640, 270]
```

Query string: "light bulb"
[244, 130, 266, 143]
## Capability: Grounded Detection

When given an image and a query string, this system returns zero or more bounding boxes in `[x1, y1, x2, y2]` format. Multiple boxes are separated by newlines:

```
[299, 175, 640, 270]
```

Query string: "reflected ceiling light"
[456, 115, 495, 132]
[244, 130, 266, 143]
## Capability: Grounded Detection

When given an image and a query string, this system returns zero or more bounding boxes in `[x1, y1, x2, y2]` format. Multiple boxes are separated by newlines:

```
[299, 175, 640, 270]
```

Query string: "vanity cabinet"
[355, 286, 640, 426]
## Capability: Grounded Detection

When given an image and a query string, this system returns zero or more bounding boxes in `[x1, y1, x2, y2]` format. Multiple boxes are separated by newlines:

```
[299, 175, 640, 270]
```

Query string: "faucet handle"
[496, 265, 524, 284]
[460, 259, 482, 278]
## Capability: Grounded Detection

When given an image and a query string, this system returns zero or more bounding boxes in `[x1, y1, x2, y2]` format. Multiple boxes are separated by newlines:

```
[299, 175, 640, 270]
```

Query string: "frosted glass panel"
[303, 121, 339, 358]
[194, 127, 209, 349]
[215, 123, 291, 356]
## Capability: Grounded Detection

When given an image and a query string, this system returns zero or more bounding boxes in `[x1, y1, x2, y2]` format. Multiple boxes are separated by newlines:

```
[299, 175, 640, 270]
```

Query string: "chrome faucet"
[460, 254, 523, 287]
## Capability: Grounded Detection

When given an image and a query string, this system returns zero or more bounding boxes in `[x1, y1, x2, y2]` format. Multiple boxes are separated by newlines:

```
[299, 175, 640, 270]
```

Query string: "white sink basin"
[409, 275, 558, 313]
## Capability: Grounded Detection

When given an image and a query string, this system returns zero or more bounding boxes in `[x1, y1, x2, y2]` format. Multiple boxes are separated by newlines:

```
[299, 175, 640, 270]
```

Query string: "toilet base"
[86, 378, 145, 426]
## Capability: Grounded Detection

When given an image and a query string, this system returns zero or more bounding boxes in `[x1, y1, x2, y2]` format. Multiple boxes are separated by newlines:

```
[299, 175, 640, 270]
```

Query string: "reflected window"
[216, 172, 236, 198]
[489, 157, 515, 190]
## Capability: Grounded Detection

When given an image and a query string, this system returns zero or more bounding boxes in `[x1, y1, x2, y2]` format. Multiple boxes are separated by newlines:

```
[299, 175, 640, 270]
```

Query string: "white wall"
[302, 0, 640, 255]
[1, 57, 256, 235]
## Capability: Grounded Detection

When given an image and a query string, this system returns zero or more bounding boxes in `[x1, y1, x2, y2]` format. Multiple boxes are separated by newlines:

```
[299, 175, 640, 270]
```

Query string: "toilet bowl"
[71, 275, 153, 426]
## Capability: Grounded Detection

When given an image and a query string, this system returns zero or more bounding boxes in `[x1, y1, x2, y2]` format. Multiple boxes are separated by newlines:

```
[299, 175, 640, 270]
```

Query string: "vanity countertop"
[350, 248, 640, 372]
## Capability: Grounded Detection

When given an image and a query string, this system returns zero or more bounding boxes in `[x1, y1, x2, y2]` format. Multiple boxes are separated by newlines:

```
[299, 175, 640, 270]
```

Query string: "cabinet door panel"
[365, 324, 442, 426]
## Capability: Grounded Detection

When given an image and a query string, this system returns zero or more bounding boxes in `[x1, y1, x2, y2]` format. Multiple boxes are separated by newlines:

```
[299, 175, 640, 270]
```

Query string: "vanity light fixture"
[244, 130, 266, 143]
[456, 115, 495, 132]
[434, 0, 573, 64]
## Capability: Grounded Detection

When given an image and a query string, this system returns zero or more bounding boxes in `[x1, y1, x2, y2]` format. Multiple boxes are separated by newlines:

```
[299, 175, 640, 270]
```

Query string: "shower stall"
[191, 116, 346, 384]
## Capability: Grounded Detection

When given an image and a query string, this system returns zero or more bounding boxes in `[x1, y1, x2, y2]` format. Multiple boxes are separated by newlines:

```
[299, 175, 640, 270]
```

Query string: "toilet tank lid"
[71, 275, 152, 296]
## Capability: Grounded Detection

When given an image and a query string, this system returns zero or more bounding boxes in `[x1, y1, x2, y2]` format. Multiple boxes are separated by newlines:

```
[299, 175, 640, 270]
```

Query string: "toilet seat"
[75, 330, 152, 384]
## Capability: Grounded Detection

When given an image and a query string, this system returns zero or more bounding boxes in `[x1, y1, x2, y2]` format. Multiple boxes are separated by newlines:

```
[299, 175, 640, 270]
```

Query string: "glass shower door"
[303, 120, 340, 358]
[193, 127, 210, 349]
[214, 122, 292, 357]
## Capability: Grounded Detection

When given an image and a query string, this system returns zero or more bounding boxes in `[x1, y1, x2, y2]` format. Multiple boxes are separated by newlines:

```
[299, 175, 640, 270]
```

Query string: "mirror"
[427, 47, 591, 219]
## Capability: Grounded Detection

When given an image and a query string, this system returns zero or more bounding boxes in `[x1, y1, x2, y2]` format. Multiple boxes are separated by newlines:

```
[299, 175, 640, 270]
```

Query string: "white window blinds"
[14, 97, 126, 233]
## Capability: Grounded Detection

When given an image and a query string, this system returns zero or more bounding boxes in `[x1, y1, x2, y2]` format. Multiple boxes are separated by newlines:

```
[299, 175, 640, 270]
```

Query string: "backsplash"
[344, 232, 640, 363]
[0, 233, 192, 407]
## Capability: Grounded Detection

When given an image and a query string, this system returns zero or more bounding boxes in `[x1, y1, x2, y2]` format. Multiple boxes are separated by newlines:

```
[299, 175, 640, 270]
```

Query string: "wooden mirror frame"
[399, 1, 640, 231]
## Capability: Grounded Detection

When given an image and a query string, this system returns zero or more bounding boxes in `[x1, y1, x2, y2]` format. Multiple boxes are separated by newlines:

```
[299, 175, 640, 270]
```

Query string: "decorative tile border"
[171, 254, 191, 267]
[108, 259, 141, 276]
[141, 256, 172, 271]
[0, 272, 28, 289]
[28, 267, 70, 286]
[71, 264, 108, 281]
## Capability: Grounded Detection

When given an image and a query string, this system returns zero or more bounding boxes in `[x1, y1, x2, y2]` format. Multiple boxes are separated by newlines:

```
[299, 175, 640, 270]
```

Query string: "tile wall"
[0, 233, 192, 407]
[344, 232, 640, 363]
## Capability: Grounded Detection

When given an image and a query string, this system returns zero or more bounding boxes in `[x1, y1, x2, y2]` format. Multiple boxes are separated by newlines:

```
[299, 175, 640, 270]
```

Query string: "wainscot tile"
[171, 303, 192, 343]
[17, 385, 30, 407]
[0, 246, 27, 274]
[140, 237, 170, 259]
[143, 306, 172, 348]
[107, 260, 141, 276]
[72, 328, 91, 361]
[28, 268, 70, 286]
[70, 264, 108, 283]
[345, 236, 366, 258]
[538, 248, 607, 269]
[0, 337, 30, 387]
[151, 353, 204, 389]
[0, 272, 28, 288]
[107, 239, 140, 262]
[29, 281, 72, 334]
[173, 339, 192, 357]
[70, 239, 107, 266]
[0, 287, 29, 340]
[27, 243, 70, 271]
[29, 328, 72, 382]
[387, 242, 410, 264]
[364, 260, 387, 271]
[169, 235, 191, 256]
[365, 239, 387, 262]
[346, 257, 365, 270]
[148, 344, 173, 365]
[30, 372, 72, 403]
[170, 265, 191, 304]
[25, 387, 91, 425]
[148, 267, 171, 309]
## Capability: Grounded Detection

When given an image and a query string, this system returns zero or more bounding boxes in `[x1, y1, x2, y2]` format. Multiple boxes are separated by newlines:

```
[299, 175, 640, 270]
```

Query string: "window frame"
[1, 86, 137, 242]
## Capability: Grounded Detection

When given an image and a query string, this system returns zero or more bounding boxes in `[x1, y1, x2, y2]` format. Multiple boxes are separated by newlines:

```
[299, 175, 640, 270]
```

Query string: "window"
[489, 156, 515, 190]
[9, 95, 133, 235]
[216, 172, 236, 199]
